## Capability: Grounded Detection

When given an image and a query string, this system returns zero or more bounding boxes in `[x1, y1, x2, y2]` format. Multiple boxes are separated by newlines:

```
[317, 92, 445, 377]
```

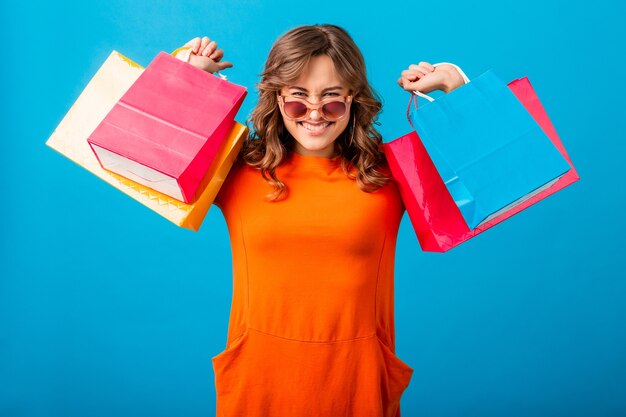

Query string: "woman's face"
[278, 55, 351, 158]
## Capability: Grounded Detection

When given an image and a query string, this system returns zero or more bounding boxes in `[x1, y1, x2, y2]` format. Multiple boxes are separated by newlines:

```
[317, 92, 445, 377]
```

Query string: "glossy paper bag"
[46, 51, 247, 231]
[87, 52, 247, 203]
[384, 76, 579, 252]
[408, 69, 571, 230]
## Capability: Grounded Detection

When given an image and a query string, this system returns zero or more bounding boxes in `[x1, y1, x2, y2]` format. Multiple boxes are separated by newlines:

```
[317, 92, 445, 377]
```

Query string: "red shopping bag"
[87, 52, 247, 203]
[383, 77, 579, 252]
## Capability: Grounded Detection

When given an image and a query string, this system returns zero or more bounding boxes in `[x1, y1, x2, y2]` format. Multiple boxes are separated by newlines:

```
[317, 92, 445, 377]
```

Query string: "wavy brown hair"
[242, 24, 389, 200]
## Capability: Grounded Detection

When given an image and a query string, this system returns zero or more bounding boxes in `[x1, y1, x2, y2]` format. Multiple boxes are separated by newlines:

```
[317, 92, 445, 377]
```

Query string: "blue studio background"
[2, 0, 625, 416]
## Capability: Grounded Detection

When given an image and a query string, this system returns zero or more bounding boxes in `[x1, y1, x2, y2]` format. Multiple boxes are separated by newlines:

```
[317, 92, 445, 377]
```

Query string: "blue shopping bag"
[407, 65, 572, 230]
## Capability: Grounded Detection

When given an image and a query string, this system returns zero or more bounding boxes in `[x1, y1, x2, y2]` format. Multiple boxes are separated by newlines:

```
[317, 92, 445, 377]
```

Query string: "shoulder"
[376, 154, 394, 178]
[214, 158, 258, 210]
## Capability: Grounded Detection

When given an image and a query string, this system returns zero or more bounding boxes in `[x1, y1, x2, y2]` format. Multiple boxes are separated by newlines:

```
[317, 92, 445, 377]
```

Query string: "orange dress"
[212, 151, 414, 417]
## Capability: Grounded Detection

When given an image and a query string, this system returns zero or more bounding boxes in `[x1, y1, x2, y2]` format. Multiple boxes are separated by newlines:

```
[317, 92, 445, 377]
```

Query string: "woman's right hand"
[397, 62, 465, 94]
[179, 36, 233, 74]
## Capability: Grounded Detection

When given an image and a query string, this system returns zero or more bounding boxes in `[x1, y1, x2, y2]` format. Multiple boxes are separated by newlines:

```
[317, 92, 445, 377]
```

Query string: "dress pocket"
[211, 329, 250, 382]
[376, 336, 414, 406]
[211, 329, 255, 415]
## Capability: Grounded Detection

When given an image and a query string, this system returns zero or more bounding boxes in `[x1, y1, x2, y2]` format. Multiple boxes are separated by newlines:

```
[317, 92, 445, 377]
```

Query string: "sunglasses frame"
[277, 94, 353, 122]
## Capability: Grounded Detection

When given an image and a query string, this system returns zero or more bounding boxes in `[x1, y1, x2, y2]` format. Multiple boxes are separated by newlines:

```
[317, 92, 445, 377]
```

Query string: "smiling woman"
[240, 25, 394, 202]
[278, 55, 353, 158]
[176, 24, 465, 417]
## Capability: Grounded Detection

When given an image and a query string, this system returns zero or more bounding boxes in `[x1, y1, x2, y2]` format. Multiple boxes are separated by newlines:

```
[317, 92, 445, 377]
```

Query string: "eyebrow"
[288, 86, 344, 93]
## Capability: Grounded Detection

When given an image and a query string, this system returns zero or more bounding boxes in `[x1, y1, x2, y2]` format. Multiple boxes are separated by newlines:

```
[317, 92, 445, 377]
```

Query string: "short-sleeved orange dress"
[212, 150, 414, 417]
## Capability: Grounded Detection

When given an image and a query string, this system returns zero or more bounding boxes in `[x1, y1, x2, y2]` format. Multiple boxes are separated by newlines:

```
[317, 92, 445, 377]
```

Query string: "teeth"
[301, 122, 330, 132]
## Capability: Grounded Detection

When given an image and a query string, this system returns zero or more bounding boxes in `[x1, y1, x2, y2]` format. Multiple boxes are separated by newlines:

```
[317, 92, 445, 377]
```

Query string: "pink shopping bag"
[383, 77, 579, 252]
[87, 52, 247, 203]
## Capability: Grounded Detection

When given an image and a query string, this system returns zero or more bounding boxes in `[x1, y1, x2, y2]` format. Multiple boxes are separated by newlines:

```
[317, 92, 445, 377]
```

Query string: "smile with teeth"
[299, 121, 332, 132]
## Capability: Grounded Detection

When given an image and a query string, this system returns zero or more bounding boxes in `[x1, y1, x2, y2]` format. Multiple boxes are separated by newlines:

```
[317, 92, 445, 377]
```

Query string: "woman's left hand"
[179, 36, 233, 74]
[397, 62, 465, 94]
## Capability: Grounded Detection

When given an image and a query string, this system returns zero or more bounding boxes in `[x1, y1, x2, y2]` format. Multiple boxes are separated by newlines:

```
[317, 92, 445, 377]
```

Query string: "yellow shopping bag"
[46, 51, 247, 231]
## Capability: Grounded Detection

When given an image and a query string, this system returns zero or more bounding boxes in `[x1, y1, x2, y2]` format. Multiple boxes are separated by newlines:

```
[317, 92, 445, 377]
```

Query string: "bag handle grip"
[410, 62, 470, 102]
[405, 62, 470, 128]
[171, 45, 228, 80]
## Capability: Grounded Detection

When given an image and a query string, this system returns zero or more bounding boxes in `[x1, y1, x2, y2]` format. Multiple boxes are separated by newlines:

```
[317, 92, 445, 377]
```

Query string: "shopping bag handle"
[410, 62, 470, 102]
[172, 45, 228, 81]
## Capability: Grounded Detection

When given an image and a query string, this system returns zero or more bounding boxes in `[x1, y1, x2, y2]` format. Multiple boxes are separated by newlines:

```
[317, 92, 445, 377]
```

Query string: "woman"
[175, 25, 465, 417]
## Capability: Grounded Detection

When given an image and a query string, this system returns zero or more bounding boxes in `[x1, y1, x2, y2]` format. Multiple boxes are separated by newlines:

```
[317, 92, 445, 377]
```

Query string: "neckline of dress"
[287, 151, 342, 168]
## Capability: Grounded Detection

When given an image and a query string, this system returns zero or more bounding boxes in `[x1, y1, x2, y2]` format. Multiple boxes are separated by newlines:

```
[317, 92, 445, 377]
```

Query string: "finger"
[402, 69, 427, 80]
[409, 63, 435, 73]
[199, 37, 210, 53]
[403, 78, 422, 92]
[418, 61, 435, 72]
[409, 62, 435, 75]
[409, 64, 434, 78]
[401, 70, 414, 79]
[210, 48, 224, 62]
[217, 61, 234, 70]
[202, 41, 217, 57]
[398, 77, 414, 89]
[402, 77, 415, 91]
[200, 41, 213, 56]
[406, 78, 438, 94]
[185, 37, 202, 53]
[419, 65, 435, 76]
[200, 36, 211, 53]
[402, 69, 427, 77]
[400, 74, 428, 89]
[401, 75, 428, 92]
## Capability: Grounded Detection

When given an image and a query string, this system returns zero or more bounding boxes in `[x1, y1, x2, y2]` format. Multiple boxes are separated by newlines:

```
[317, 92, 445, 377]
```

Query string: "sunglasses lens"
[282, 97, 349, 120]
[283, 101, 308, 119]
[322, 101, 347, 120]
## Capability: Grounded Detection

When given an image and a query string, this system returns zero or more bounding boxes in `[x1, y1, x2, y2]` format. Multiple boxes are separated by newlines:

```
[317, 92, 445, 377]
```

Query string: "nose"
[309, 107, 322, 121]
